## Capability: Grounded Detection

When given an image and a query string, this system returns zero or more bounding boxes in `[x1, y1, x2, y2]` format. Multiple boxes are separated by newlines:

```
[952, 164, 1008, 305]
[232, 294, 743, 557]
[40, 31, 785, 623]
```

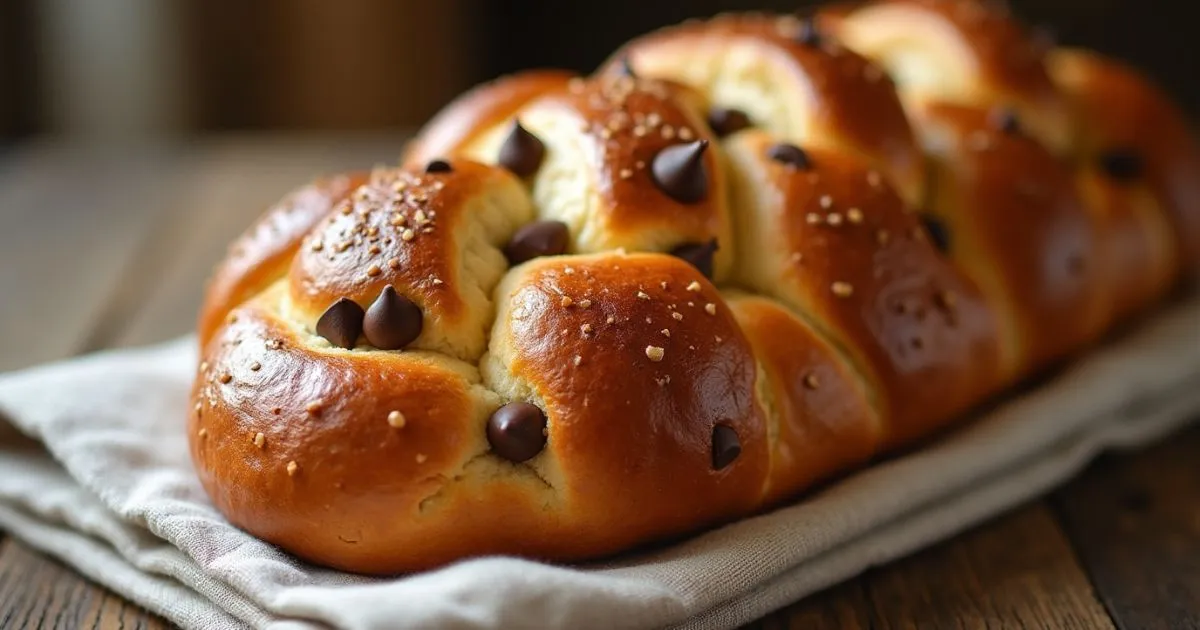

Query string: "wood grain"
[749, 581, 874, 629]
[1053, 423, 1200, 630]
[0, 136, 404, 629]
[0, 141, 192, 627]
[0, 141, 188, 370]
[751, 503, 1115, 629]
[0, 539, 168, 629]
[110, 134, 405, 349]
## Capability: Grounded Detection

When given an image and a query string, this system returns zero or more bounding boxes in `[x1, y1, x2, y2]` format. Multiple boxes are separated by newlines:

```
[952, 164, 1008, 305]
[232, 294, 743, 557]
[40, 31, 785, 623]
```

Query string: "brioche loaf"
[190, 0, 1199, 574]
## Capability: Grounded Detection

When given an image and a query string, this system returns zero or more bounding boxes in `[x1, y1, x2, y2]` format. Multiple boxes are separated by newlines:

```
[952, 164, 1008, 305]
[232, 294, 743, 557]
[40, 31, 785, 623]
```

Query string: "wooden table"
[1, 136, 1197, 629]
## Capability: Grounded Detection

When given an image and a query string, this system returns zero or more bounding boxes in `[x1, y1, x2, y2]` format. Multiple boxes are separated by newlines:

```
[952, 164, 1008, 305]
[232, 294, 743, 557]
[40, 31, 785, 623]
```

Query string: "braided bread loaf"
[190, 0, 1200, 575]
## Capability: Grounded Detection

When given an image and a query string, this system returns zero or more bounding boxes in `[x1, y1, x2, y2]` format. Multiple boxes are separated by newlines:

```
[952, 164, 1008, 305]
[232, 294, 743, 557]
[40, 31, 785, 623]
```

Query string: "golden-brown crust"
[486, 253, 769, 544]
[401, 70, 577, 167]
[288, 160, 532, 361]
[190, 5, 1196, 576]
[603, 12, 926, 207]
[198, 172, 369, 346]
[726, 293, 881, 505]
[1049, 48, 1200, 273]
[825, 0, 1074, 154]
[518, 76, 736, 279]
[725, 131, 1002, 446]
[194, 251, 773, 575]
[914, 102, 1107, 376]
[192, 290, 562, 575]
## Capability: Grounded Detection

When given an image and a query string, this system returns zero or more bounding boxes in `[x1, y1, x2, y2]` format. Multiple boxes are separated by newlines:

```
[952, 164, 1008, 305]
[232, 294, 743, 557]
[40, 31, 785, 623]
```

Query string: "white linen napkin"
[0, 294, 1198, 630]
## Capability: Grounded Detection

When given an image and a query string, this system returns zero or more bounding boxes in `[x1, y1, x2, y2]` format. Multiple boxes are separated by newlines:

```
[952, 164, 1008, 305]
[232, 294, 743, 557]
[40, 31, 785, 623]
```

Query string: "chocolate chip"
[363, 286, 423, 350]
[497, 120, 545, 178]
[316, 298, 364, 349]
[988, 107, 1021, 135]
[1099, 149, 1143, 181]
[619, 55, 637, 78]
[504, 220, 569, 265]
[670, 239, 719, 279]
[920, 213, 951, 254]
[795, 15, 821, 47]
[425, 159, 453, 174]
[767, 143, 812, 169]
[712, 424, 741, 470]
[707, 107, 752, 137]
[651, 140, 710, 204]
[487, 402, 548, 462]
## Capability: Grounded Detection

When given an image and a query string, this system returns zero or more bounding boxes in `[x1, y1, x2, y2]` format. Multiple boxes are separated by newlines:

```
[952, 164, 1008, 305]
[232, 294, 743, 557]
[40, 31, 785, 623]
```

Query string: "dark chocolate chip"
[795, 15, 822, 47]
[767, 143, 812, 169]
[487, 402, 548, 463]
[707, 107, 752, 137]
[425, 159, 453, 174]
[988, 107, 1021, 135]
[1099, 149, 1143, 181]
[669, 239, 719, 279]
[919, 212, 951, 254]
[712, 424, 741, 470]
[315, 298, 365, 349]
[362, 286, 423, 350]
[619, 55, 637, 78]
[651, 140, 710, 204]
[504, 220, 569, 265]
[497, 120, 546, 178]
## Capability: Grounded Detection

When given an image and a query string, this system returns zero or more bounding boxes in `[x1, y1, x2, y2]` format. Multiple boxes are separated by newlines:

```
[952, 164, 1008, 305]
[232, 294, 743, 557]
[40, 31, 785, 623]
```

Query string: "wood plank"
[0, 135, 405, 628]
[1052, 421, 1200, 630]
[749, 502, 1115, 629]
[0, 140, 195, 627]
[0, 141, 188, 371]
[747, 581, 874, 629]
[0, 539, 168, 629]
[110, 133, 406, 349]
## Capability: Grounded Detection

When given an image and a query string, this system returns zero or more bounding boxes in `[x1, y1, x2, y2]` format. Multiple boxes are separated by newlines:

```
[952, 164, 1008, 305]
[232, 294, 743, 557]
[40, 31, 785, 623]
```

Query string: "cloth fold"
[0, 295, 1198, 630]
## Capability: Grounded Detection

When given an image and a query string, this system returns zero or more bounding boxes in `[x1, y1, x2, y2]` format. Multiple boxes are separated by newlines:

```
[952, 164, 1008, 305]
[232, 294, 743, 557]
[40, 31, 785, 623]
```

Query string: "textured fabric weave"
[0, 295, 1197, 630]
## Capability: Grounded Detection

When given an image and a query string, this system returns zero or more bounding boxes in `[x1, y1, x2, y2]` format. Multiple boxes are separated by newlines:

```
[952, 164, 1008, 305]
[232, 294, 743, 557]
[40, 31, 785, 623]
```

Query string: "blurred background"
[1, 0, 1198, 143]
[0, 0, 1197, 366]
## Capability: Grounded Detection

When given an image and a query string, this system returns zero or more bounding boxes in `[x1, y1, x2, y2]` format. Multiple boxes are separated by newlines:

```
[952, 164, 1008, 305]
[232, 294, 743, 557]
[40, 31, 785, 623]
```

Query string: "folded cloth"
[0, 295, 1198, 630]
